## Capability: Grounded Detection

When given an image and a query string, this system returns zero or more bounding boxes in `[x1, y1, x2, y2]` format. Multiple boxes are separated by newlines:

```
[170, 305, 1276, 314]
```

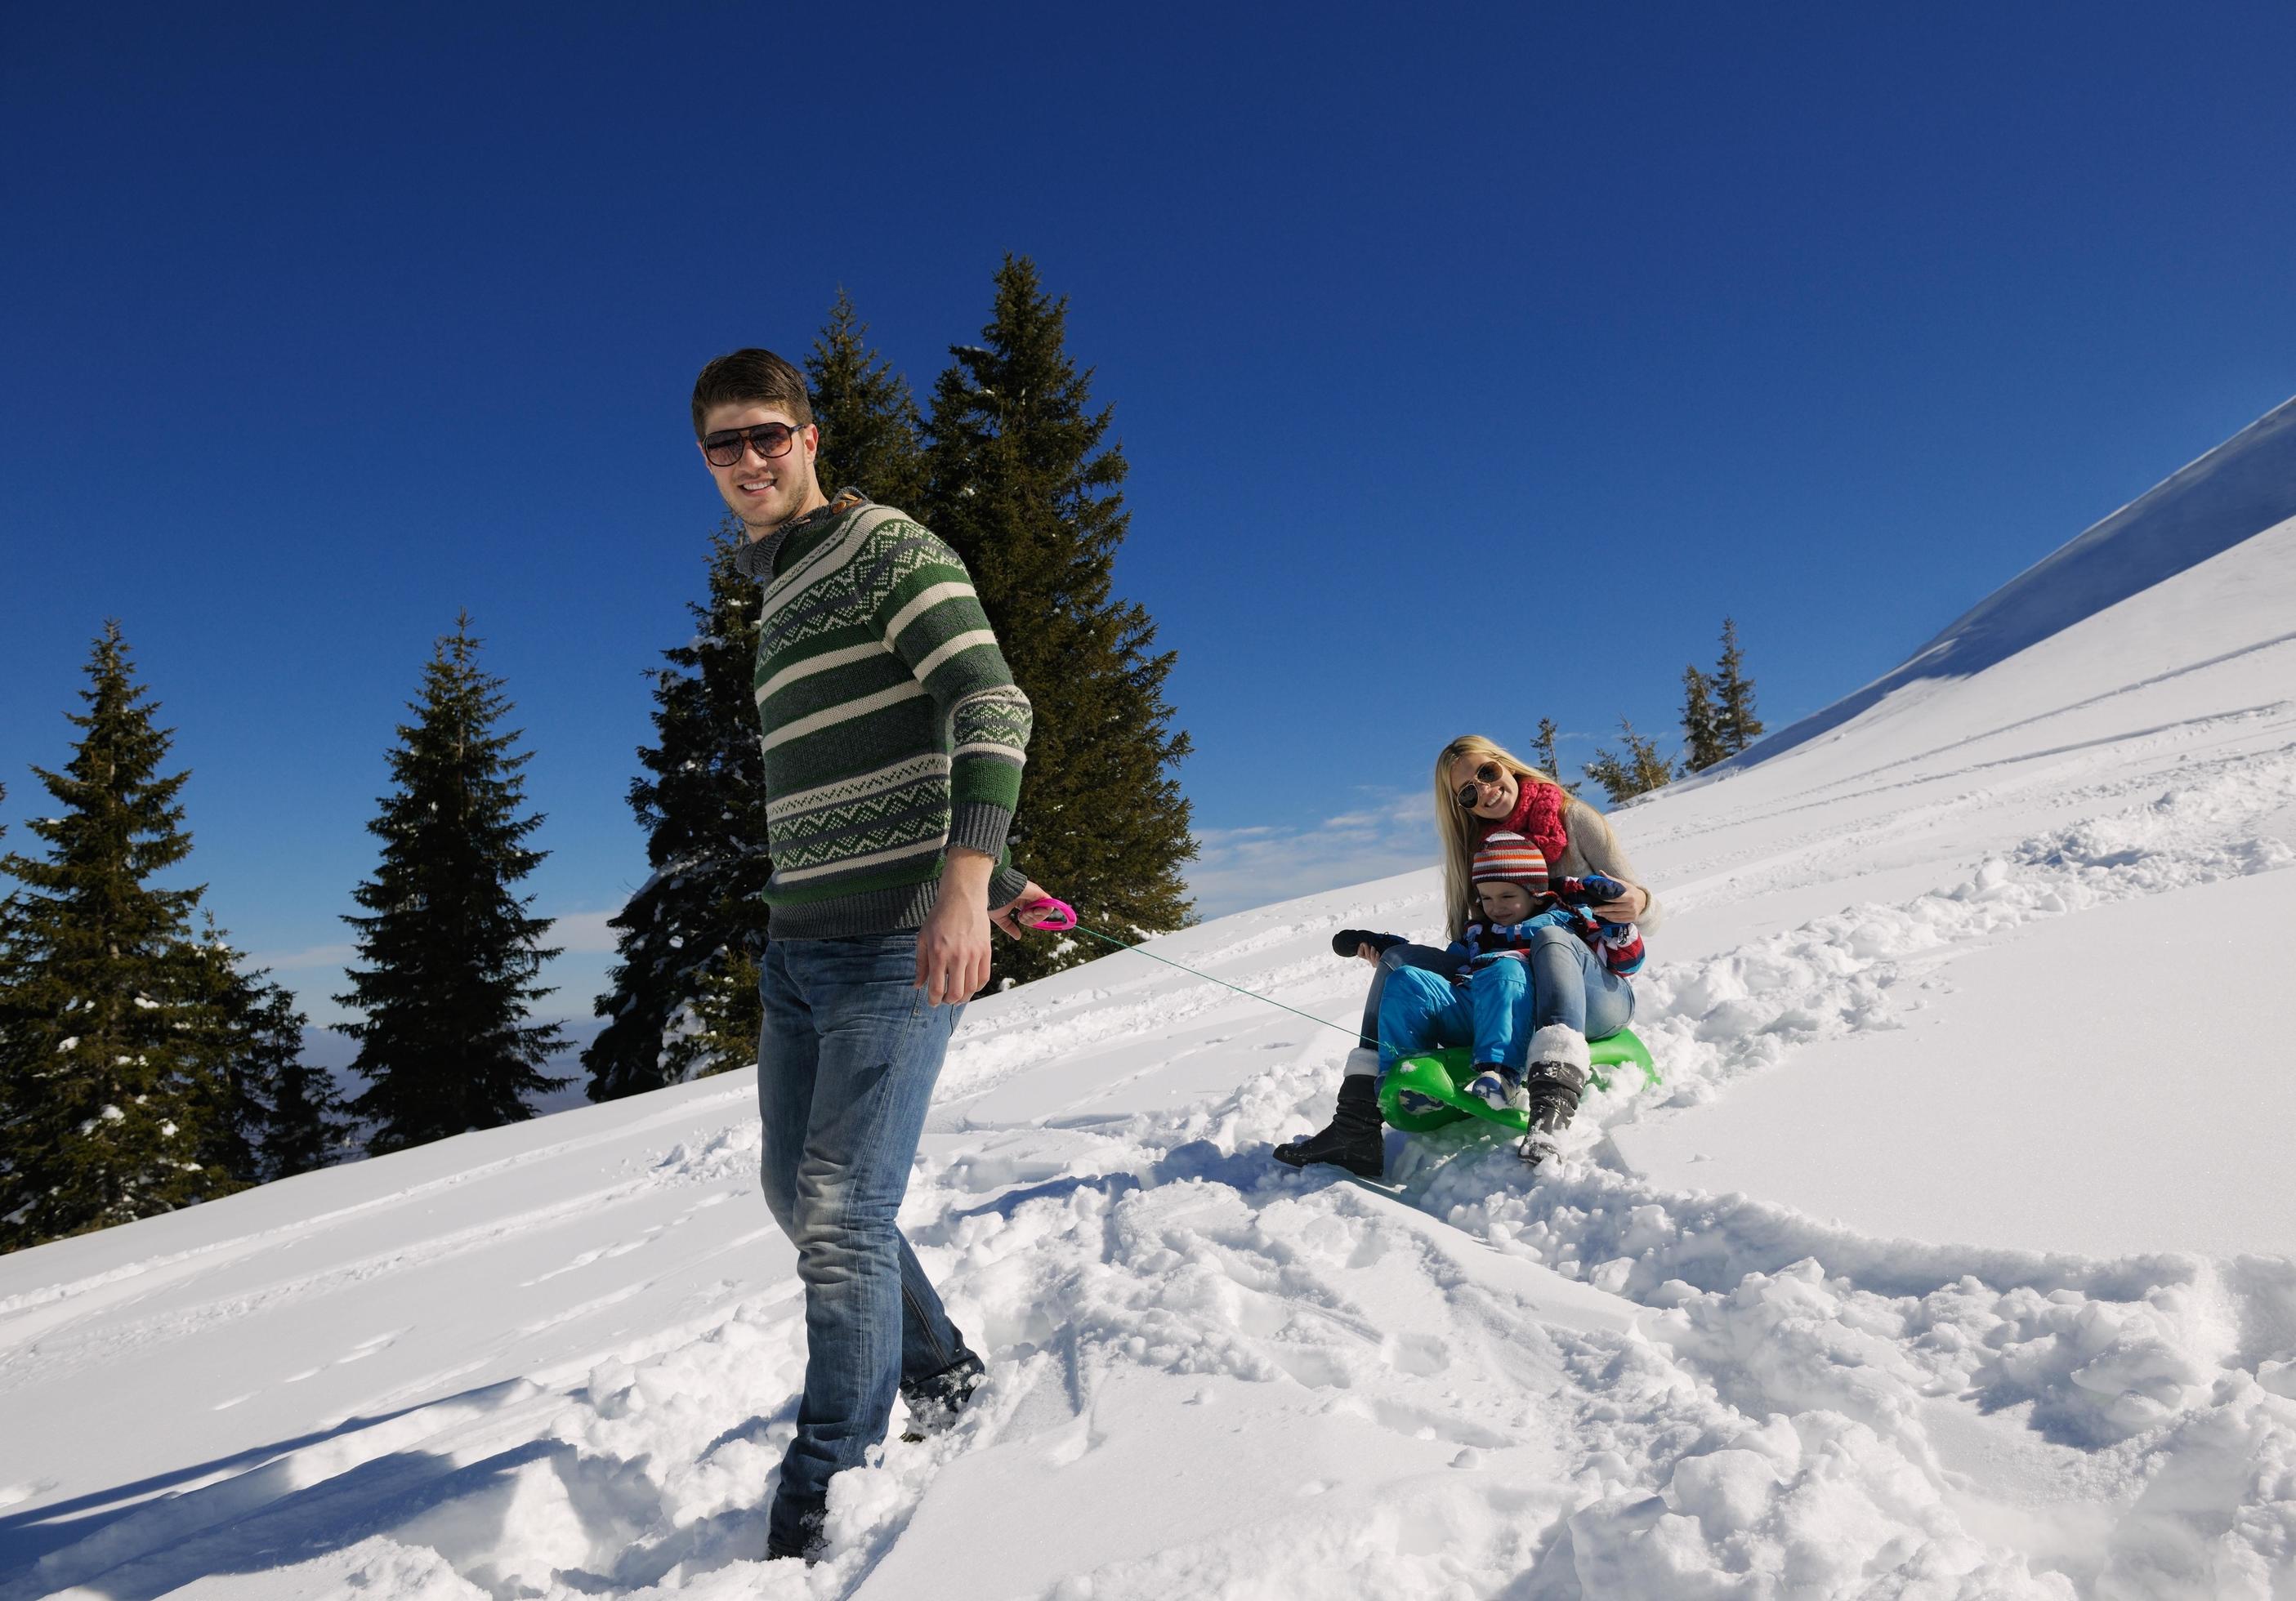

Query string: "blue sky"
[4, 2, 2293, 1030]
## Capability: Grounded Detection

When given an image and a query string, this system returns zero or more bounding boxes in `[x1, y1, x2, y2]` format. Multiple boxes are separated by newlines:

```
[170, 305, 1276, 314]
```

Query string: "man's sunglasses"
[1454, 761, 1508, 809]
[700, 421, 806, 467]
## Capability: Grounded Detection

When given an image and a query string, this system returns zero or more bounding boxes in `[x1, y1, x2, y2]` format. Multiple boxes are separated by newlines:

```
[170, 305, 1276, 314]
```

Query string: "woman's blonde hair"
[1433, 734, 1562, 936]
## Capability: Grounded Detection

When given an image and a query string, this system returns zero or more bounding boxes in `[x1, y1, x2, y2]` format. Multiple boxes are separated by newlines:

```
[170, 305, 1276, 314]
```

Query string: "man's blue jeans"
[757, 930, 977, 1547]
[1376, 926, 1634, 1072]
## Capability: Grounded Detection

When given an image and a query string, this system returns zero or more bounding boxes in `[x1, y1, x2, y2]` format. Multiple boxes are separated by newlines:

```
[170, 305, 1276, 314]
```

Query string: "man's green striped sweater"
[735, 492, 1033, 938]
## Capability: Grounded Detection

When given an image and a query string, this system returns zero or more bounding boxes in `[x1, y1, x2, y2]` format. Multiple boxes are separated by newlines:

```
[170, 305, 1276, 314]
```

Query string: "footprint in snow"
[525, 1245, 610, 1285]
[333, 1328, 406, 1365]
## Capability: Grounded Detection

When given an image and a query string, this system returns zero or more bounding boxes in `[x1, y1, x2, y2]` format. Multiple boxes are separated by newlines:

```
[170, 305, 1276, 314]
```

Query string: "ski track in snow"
[0, 1083, 761, 1335]
[6, 738, 2294, 1600]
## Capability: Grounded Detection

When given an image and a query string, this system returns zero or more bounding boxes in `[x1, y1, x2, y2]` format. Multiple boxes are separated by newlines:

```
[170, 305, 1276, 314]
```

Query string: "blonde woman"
[1273, 735, 1660, 1177]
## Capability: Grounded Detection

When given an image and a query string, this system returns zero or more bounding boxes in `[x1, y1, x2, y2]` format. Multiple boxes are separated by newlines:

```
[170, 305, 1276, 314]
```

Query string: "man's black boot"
[1272, 1073, 1385, 1180]
[766, 1504, 827, 1564]
[900, 1352, 986, 1442]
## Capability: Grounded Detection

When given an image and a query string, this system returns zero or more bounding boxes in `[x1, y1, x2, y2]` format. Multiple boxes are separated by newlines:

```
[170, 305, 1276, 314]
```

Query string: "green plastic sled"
[1376, 1029, 1659, 1135]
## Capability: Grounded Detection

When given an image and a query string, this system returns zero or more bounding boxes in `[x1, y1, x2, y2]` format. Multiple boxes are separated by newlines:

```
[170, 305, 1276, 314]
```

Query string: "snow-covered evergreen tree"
[1584, 718, 1676, 804]
[179, 922, 262, 1188]
[923, 256, 1196, 985]
[192, 935, 349, 1181]
[587, 294, 942, 1100]
[0, 625, 245, 1248]
[809, 288, 927, 511]
[257, 999, 355, 1180]
[583, 525, 772, 1100]
[1713, 617, 1765, 756]
[337, 615, 566, 1151]
[1531, 717, 1579, 795]
[1679, 665, 1727, 772]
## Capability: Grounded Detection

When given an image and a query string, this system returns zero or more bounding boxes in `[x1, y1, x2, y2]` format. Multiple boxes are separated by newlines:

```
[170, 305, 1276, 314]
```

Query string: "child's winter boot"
[1463, 1064, 1526, 1113]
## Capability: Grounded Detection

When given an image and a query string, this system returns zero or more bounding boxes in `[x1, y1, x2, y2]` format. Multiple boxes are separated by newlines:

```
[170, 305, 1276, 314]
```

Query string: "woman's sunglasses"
[1454, 761, 1508, 809]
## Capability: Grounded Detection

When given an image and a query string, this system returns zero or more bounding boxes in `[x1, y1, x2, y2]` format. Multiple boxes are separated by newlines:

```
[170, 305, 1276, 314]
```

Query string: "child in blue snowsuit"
[1381, 830, 1645, 1116]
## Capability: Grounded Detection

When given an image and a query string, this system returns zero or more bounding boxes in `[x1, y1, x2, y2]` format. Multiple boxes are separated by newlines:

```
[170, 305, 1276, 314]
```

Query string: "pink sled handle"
[1014, 895, 1077, 933]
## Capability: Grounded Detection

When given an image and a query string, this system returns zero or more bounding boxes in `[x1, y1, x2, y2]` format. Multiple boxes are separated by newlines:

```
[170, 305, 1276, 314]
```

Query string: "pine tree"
[180, 922, 261, 1187]
[337, 614, 567, 1152]
[0, 783, 18, 1228]
[1530, 718, 1579, 795]
[682, 948, 762, 1075]
[1679, 666, 1727, 772]
[0, 783, 10, 1141]
[922, 256, 1196, 985]
[1583, 718, 1676, 805]
[0, 624, 245, 1248]
[192, 936, 349, 1181]
[584, 523, 772, 1100]
[260, 1006, 355, 1179]
[808, 288, 927, 511]
[1713, 617, 1765, 756]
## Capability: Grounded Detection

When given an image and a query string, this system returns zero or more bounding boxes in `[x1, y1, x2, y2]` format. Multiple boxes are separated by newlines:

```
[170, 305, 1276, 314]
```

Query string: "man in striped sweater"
[692, 348, 1047, 1563]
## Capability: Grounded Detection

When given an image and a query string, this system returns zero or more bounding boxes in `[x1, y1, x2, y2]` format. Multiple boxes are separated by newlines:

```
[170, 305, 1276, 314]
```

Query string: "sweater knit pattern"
[744, 495, 1032, 936]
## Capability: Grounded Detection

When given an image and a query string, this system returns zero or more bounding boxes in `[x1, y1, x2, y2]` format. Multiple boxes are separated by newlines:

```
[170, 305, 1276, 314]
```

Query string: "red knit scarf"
[1483, 777, 1570, 865]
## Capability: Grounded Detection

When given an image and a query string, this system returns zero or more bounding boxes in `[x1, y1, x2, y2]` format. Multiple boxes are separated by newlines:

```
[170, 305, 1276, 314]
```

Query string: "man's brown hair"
[690, 347, 815, 437]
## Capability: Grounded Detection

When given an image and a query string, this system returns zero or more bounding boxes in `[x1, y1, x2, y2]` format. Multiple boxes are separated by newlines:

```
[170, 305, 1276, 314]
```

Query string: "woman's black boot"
[1272, 1073, 1385, 1180]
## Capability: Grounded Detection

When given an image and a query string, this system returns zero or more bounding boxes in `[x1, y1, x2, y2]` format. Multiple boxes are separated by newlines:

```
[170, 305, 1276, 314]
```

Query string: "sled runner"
[1376, 1032, 1658, 1135]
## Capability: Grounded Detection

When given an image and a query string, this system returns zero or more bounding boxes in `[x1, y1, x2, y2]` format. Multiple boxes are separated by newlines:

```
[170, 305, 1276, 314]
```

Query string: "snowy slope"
[1737, 391, 2296, 765]
[5, 401, 2296, 1599]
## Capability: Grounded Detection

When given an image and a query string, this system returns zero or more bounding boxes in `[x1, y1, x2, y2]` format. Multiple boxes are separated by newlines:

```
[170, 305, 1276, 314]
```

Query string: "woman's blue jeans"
[757, 931, 978, 1548]
[1374, 925, 1633, 1073]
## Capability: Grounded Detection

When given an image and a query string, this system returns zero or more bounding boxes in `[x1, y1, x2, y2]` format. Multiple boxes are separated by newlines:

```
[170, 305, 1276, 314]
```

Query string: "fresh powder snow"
[4, 399, 2296, 1598]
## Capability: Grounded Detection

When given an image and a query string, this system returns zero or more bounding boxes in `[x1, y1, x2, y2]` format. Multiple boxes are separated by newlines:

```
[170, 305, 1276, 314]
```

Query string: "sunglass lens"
[702, 424, 796, 466]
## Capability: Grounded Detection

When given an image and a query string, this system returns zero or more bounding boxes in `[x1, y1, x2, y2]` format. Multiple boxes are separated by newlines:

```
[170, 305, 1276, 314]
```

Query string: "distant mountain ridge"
[1737, 391, 2296, 767]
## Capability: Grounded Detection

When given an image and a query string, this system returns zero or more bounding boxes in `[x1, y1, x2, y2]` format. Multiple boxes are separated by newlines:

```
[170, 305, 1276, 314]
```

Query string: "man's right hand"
[918, 848, 998, 1006]
[989, 881, 1054, 939]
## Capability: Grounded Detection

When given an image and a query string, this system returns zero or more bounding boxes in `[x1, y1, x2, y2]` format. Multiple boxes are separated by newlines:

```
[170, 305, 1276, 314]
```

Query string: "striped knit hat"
[1471, 830, 1548, 896]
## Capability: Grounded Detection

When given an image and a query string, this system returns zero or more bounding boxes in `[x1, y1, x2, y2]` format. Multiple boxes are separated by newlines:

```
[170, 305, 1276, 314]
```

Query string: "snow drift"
[4, 396, 2296, 1599]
